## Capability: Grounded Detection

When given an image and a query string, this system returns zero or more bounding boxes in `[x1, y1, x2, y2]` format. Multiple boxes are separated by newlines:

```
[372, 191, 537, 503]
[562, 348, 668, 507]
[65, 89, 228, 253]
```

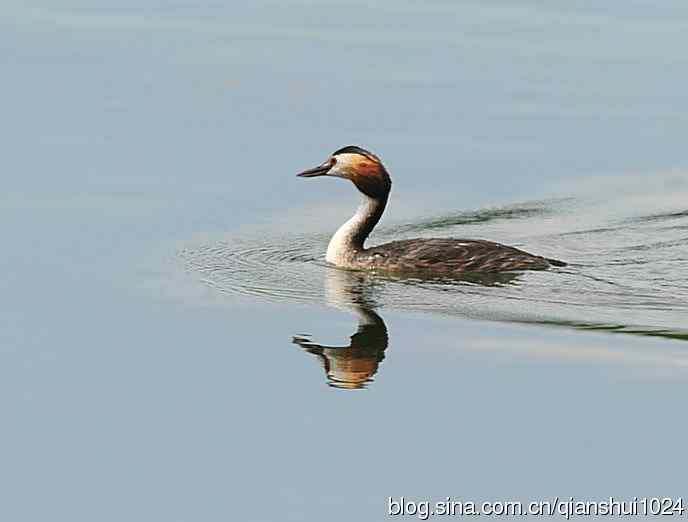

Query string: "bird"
[297, 145, 565, 274]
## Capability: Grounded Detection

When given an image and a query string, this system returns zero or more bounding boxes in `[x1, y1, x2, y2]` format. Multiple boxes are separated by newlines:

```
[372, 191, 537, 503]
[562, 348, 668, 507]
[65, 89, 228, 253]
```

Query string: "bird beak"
[297, 159, 333, 178]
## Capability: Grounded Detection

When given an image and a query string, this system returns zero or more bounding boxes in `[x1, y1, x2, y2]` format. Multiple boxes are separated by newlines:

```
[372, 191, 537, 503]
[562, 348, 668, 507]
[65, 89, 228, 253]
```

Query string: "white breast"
[325, 194, 379, 266]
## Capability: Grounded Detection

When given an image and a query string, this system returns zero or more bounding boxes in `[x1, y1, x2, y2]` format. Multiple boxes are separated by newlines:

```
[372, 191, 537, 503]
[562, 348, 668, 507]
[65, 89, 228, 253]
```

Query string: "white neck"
[326, 193, 386, 266]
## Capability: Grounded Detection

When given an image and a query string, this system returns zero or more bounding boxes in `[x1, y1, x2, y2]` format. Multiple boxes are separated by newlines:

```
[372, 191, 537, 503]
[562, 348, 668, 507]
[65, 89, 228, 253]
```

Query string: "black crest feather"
[332, 145, 375, 158]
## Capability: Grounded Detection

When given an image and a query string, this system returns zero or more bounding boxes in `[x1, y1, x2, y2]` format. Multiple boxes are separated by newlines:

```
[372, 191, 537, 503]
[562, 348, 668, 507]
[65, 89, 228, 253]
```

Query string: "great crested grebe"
[297, 146, 566, 274]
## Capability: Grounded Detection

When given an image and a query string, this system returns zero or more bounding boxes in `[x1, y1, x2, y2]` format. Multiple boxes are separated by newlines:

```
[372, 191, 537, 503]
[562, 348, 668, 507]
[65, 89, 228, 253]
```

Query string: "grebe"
[297, 146, 566, 274]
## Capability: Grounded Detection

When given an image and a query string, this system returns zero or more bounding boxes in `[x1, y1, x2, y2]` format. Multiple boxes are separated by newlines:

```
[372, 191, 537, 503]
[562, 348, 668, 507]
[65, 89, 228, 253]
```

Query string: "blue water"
[3, 2, 688, 521]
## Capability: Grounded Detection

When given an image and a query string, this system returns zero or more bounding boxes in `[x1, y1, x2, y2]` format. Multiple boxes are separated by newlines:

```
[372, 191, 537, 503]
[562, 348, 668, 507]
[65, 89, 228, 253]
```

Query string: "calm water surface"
[3, 2, 688, 521]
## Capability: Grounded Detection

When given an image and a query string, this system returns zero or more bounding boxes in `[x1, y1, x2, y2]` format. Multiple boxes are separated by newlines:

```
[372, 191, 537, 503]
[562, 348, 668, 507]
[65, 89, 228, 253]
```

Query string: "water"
[4, 2, 688, 521]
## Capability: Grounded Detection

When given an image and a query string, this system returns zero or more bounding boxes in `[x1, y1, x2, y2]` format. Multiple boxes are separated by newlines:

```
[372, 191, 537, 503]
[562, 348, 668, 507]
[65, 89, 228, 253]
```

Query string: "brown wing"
[364, 238, 562, 273]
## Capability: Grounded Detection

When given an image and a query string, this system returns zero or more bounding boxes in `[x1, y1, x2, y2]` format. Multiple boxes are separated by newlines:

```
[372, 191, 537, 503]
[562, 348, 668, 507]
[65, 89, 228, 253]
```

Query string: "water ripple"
[180, 198, 688, 341]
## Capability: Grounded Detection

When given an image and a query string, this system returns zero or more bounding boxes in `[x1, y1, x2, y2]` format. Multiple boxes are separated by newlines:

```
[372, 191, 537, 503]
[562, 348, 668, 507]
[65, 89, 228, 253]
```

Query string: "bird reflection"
[292, 267, 522, 389]
[292, 269, 388, 390]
